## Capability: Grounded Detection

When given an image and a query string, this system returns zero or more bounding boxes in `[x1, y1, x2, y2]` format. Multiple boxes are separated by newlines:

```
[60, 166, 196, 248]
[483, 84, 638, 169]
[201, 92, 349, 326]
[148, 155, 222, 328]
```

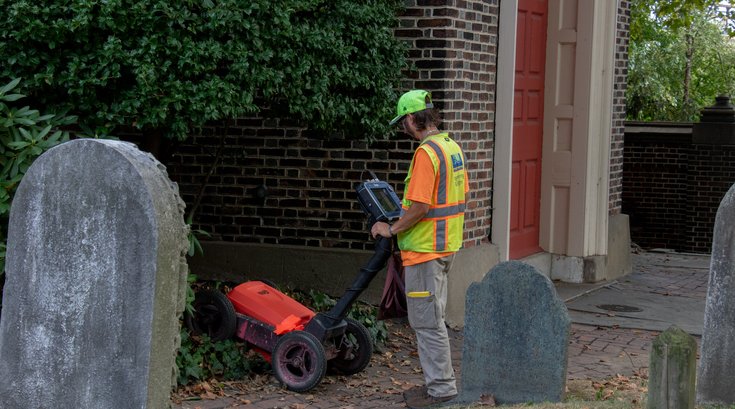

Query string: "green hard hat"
[389, 90, 434, 126]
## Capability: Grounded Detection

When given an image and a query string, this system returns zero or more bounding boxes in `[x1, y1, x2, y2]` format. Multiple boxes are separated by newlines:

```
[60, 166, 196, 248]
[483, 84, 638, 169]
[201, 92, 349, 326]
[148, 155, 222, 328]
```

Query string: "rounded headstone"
[458, 261, 570, 405]
[697, 183, 735, 405]
[0, 139, 188, 409]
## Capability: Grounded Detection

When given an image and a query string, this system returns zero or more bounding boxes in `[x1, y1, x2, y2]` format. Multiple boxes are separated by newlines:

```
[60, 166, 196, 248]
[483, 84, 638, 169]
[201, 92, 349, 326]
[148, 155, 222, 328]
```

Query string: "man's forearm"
[390, 202, 429, 235]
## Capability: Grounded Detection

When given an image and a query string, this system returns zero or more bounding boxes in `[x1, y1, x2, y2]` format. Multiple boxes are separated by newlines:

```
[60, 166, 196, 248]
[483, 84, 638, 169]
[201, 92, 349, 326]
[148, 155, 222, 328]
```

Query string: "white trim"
[491, 0, 519, 261]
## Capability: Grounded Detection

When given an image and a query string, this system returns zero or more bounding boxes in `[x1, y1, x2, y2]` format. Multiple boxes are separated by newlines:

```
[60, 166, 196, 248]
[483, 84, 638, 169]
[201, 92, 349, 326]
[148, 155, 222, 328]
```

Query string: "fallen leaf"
[199, 391, 217, 400]
[401, 383, 420, 391]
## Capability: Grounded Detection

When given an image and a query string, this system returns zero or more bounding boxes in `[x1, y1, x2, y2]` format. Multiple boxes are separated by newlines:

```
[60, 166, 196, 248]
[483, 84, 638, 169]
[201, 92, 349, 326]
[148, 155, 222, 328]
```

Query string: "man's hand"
[370, 202, 429, 239]
[371, 221, 391, 239]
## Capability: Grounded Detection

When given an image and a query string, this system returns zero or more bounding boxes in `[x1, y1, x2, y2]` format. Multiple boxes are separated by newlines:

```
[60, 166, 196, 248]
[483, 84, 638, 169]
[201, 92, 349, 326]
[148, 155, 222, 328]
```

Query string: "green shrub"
[1, 0, 407, 141]
[176, 330, 254, 385]
[0, 78, 78, 275]
[300, 288, 389, 347]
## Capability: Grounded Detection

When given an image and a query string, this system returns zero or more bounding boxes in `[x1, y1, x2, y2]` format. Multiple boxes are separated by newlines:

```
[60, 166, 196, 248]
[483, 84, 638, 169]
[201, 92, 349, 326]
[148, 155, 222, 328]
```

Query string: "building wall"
[169, 125, 411, 252]
[165, 1, 499, 254]
[163, 1, 503, 326]
[609, 0, 630, 214]
[396, 0, 499, 246]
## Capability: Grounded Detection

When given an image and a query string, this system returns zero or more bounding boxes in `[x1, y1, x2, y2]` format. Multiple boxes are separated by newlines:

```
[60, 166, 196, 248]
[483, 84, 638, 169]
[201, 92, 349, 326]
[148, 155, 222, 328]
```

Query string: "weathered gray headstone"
[648, 326, 697, 409]
[697, 182, 735, 405]
[456, 261, 570, 405]
[0, 139, 189, 409]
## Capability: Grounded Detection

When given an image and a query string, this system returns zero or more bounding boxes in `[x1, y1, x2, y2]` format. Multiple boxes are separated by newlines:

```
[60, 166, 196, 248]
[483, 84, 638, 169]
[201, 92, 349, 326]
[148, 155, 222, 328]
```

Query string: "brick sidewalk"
[173, 322, 668, 409]
[173, 251, 708, 409]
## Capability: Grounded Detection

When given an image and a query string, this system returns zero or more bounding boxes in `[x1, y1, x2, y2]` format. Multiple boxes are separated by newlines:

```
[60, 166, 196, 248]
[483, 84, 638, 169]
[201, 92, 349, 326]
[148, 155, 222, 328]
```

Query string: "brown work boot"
[402, 385, 427, 401]
[405, 390, 457, 408]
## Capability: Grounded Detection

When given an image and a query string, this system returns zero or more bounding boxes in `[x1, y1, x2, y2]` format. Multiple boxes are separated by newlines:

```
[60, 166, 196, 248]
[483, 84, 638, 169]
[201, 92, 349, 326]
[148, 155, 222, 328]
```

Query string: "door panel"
[510, 0, 548, 259]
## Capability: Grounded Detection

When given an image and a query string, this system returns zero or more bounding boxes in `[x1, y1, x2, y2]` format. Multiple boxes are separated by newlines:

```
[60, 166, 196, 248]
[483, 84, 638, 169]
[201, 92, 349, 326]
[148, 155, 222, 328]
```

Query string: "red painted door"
[510, 0, 547, 259]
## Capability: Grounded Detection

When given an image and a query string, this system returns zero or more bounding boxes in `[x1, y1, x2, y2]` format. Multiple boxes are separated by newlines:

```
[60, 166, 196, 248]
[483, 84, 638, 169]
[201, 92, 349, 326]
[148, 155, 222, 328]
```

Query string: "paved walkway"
[172, 250, 710, 409]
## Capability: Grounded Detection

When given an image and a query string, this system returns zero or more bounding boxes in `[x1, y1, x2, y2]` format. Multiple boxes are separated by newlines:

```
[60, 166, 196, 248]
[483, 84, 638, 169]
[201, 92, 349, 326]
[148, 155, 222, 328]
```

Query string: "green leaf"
[1, 94, 25, 102]
[13, 118, 36, 127]
[36, 124, 52, 140]
[6, 141, 30, 149]
[0, 78, 21, 95]
[45, 130, 63, 145]
[18, 127, 33, 141]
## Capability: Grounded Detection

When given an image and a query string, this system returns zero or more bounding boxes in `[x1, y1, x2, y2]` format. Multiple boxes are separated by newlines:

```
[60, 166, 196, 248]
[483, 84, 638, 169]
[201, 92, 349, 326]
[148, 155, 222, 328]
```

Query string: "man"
[371, 90, 468, 408]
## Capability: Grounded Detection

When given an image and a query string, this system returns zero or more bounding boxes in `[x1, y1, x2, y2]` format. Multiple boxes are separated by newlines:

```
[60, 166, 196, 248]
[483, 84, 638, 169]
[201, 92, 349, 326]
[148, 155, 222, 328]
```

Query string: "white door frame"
[491, 0, 519, 262]
[492, 0, 618, 277]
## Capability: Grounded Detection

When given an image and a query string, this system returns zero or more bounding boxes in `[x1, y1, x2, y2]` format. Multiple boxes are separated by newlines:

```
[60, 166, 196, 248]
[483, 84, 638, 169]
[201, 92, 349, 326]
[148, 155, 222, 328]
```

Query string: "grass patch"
[446, 374, 648, 408]
[445, 373, 735, 408]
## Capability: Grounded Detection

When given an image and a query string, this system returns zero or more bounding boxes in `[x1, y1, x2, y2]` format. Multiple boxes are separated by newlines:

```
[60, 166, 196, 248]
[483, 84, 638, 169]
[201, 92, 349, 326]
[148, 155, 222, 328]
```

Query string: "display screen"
[371, 187, 400, 213]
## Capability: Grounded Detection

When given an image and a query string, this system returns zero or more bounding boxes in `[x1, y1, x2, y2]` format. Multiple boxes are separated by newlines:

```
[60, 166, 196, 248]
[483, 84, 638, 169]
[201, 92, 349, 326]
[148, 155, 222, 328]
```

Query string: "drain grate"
[596, 304, 642, 313]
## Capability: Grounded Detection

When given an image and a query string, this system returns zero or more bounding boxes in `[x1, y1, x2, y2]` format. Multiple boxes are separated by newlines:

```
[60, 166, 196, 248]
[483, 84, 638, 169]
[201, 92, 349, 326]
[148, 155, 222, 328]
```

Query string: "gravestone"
[697, 182, 735, 405]
[648, 326, 697, 409]
[456, 261, 570, 405]
[0, 139, 189, 409]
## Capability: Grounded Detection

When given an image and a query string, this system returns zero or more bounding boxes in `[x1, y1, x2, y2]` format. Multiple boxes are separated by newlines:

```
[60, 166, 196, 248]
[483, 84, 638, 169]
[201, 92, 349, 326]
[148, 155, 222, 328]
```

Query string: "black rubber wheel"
[257, 278, 278, 289]
[327, 318, 374, 375]
[272, 331, 327, 392]
[184, 289, 237, 342]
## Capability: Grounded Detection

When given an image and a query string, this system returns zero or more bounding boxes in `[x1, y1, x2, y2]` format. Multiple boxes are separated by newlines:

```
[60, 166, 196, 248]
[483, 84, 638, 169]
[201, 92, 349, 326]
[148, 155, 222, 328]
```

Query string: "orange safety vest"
[398, 133, 467, 253]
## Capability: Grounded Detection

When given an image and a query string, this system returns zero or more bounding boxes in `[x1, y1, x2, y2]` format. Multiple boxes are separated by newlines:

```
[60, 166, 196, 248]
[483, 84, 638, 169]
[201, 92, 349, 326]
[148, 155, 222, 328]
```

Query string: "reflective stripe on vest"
[425, 203, 466, 218]
[424, 140, 447, 203]
[398, 133, 466, 253]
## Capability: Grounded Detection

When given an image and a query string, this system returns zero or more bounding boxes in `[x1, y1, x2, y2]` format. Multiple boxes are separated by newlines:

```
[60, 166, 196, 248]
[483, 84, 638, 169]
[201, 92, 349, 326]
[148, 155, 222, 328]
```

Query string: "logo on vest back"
[451, 153, 464, 171]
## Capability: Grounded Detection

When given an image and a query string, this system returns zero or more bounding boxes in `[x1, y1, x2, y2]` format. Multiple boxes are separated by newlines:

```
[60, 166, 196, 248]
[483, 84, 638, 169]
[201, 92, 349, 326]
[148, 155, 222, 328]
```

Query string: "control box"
[356, 179, 402, 223]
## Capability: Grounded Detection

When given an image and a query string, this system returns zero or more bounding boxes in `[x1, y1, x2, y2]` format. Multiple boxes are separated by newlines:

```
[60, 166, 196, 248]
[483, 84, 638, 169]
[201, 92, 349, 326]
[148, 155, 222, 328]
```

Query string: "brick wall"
[168, 123, 414, 251]
[395, 0, 498, 244]
[164, 1, 499, 251]
[622, 122, 735, 253]
[686, 144, 735, 252]
[609, 0, 630, 214]
[622, 125, 690, 250]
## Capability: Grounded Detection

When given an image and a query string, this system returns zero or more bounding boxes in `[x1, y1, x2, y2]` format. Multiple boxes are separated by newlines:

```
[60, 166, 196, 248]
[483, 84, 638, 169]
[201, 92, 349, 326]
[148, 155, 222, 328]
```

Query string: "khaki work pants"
[405, 255, 457, 398]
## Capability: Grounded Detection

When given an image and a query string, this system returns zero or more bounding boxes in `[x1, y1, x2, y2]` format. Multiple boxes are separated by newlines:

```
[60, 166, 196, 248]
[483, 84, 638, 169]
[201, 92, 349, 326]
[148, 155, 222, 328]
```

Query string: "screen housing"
[356, 180, 402, 222]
